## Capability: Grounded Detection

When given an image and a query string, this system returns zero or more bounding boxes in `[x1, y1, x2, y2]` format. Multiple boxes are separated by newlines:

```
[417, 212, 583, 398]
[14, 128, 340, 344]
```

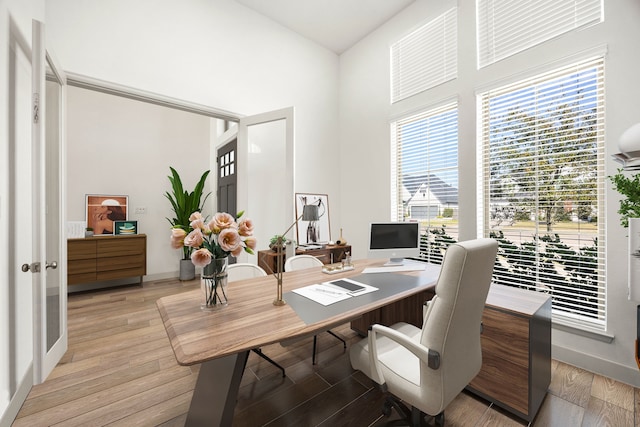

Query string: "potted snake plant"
[165, 167, 211, 280]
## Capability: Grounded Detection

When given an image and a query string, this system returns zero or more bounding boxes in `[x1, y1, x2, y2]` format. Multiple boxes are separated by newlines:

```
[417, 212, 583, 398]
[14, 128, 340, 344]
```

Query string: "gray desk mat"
[284, 272, 427, 325]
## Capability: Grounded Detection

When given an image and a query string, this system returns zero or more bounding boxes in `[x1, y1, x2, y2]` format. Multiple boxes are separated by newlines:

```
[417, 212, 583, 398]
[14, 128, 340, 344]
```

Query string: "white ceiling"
[234, 0, 416, 54]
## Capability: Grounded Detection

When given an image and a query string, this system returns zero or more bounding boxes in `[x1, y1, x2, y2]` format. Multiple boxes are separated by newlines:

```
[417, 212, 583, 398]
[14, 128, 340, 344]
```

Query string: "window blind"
[391, 8, 457, 103]
[477, 0, 603, 68]
[479, 57, 606, 330]
[392, 103, 459, 263]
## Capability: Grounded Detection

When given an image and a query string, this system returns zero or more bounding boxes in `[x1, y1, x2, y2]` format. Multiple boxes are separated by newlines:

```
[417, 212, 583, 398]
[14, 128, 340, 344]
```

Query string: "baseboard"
[0, 364, 33, 427]
[552, 344, 640, 387]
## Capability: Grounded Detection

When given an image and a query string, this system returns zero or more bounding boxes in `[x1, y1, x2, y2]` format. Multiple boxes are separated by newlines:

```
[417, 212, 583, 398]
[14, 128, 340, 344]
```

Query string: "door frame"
[228, 107, 295, 263]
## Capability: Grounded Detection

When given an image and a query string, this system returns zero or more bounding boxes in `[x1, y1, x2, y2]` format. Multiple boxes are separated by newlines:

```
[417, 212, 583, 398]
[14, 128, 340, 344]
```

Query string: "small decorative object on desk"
[170, 209, 257, 310]
[201, 257, 228, 309]
[84, 227, 94, 238]
[322, 252, 354, 275]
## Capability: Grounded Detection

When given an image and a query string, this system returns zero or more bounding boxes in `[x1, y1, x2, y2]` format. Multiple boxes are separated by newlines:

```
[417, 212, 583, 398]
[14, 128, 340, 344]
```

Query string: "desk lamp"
[613, 122, 640, 370]
[273, 204, 319, 306]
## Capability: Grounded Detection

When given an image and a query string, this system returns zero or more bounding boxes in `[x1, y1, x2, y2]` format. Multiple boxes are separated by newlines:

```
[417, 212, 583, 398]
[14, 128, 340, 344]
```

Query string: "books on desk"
[292, 278, 378, 306]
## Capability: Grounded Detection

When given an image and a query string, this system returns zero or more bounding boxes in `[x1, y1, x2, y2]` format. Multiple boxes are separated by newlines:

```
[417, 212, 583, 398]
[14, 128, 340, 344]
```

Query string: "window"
[477, 0, 603, 68]
[391, 8, 457, 103]
[392, 102, 459, 264]
[479, 57, 605, 330]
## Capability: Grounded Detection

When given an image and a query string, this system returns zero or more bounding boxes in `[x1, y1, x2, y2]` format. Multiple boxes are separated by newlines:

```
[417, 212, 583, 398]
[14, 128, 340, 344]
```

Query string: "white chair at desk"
[284, 255, 347, 364]
[349, 238, 498, 426]
[227, 263, 286, 377]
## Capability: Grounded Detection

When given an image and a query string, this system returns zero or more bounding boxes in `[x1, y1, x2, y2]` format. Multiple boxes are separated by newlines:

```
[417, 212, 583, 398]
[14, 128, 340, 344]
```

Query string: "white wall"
[339, 0, 640, 386]
[45, 0, 343, 243]
[65, 86, 213, 281]
[45, 0, 344, 273]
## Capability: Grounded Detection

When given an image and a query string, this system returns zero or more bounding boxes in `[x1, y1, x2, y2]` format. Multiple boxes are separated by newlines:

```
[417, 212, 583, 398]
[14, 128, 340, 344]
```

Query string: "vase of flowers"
[201, 257, 229, 309]
[170, 210, 257, 309]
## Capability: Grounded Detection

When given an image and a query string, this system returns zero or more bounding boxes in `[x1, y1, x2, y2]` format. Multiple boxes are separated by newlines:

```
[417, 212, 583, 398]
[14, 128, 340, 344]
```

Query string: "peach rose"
[231, 243, 244, 257]
[237, 218, 254, 236]
[210, 212, 236, 233]
[184, 228, 204, 248]
[218, 228, 241, 252]
[170, 228, 186, 249]
[189, 212, 203, 222]
[190, 217, 210, 234]
[190, 248, 212, 268]
[244, 236, 257, 251]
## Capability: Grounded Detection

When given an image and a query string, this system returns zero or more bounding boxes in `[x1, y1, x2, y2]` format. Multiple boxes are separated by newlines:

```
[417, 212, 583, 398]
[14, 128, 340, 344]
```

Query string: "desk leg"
[184, 351, 249, 427]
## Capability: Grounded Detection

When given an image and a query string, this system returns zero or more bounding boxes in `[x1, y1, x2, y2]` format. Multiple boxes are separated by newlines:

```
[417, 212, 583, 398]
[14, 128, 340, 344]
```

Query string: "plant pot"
[179, 259, 195, 281]
[201, 257, 229, 310]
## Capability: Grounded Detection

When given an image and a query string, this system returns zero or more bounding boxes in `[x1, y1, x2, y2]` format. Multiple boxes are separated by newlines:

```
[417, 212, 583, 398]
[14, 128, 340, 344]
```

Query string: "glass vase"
[201, 257, 229, 310]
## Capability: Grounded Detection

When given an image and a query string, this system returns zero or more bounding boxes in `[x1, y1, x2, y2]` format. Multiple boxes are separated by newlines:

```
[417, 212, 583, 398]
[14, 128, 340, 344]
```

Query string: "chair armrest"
[367, 324, 440, 385]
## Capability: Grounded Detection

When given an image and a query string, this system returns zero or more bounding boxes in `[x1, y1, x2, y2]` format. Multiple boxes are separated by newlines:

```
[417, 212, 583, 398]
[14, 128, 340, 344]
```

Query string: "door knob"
[21, 262, 41, 273]
[46, 261, 58, 269]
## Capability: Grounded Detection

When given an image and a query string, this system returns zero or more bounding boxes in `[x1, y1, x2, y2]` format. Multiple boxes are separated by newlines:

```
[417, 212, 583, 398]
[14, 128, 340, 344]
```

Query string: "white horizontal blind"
[391, 8, 457, 103]
[477, 0, 603, 68]
[479, 57, 606, 330]
[392, 103, 458, 263]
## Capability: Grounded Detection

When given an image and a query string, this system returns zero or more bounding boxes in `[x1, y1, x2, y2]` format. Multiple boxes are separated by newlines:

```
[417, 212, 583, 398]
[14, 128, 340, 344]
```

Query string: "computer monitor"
[368, 222, 420, 266]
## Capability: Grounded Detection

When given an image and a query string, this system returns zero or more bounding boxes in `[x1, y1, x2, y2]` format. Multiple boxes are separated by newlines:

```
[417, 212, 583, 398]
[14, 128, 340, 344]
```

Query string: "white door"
[218, 107, 294, 263]
[35, 21, 67, 382]
[0, 18, 36, 427]
[0, 19, 66, 426]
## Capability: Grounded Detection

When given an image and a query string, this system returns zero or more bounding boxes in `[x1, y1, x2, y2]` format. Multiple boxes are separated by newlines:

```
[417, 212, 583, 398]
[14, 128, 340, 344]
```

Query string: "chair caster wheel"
[382, 400, 393, 417]
[434, 412, 444, 426]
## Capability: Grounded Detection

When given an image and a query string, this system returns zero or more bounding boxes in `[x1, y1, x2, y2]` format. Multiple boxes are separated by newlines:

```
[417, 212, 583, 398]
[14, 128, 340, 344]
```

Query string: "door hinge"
[33, 93, 40, 124]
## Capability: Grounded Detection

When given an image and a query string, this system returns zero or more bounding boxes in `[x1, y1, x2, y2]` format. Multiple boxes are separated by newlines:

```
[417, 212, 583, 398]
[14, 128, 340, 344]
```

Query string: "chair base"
[312, 330, 346, 364]
[252, 348, 285, 377]
[382, 395, 444, 427]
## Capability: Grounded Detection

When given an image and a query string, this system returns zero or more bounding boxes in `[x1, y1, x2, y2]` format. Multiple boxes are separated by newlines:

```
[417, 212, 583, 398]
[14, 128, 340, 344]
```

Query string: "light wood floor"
[13, 277, 640, 426]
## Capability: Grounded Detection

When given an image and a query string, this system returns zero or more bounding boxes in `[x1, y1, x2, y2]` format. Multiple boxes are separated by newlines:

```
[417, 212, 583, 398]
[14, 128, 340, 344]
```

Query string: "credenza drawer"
[480, 308, 529, 366]
[67, 234, 146, 287]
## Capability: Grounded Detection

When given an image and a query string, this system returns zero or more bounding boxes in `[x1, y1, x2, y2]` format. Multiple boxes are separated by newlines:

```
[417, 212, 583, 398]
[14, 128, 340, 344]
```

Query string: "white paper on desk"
[292, 284, 352, 306]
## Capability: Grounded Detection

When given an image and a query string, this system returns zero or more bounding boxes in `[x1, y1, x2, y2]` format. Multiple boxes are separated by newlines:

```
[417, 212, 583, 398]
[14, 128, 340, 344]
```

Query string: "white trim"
[552, 343, 640, 388]
[64, 72, 242, 122]
[474, 44, 608, 95]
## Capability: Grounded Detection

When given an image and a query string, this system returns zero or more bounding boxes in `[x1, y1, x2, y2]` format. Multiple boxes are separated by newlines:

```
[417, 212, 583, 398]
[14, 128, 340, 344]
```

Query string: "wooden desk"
[156, 259, 439, 426]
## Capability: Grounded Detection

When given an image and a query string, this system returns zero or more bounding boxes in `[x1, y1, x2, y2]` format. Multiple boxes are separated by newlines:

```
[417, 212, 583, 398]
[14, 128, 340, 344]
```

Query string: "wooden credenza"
[467, 284, 551, 422]
[67, 234, 147, 286]
[257, 245, 351, 274]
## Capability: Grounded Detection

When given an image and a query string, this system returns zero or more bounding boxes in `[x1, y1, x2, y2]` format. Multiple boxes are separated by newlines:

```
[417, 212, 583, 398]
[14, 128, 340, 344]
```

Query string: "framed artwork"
[114, 220, 137, 235]
[295, 193, 331, 245]
[85, 195, 128, 235]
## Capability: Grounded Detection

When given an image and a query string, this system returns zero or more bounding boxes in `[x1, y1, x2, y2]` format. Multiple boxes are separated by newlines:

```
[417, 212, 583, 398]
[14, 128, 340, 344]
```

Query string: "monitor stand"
[383, 258, 405, 267]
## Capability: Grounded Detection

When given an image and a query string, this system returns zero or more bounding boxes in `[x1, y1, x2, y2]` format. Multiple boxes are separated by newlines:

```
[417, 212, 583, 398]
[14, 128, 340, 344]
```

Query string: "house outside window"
[391, 102, 459, 264]
[478, 57, 606, 331]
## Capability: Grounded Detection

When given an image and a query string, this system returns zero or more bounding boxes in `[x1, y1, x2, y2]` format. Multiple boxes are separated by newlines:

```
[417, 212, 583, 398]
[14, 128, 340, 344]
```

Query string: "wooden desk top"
[157, 258, 439, 366]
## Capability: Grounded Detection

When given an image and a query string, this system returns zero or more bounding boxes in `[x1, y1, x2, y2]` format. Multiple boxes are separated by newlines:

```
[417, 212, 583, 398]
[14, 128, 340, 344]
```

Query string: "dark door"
[217, 138, 237, 263]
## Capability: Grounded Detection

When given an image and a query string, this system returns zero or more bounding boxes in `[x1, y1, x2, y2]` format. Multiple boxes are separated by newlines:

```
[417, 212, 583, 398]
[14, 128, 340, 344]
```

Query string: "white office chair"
[349, 238, 498, 426]
[283, 254, 324, 272]
[284, 254, 347, 364]
[227, 263, 286, 377]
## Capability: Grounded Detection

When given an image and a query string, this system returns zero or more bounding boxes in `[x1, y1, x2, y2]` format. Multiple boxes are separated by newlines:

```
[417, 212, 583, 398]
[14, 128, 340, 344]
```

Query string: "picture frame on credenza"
[85, 194, 128, 236]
